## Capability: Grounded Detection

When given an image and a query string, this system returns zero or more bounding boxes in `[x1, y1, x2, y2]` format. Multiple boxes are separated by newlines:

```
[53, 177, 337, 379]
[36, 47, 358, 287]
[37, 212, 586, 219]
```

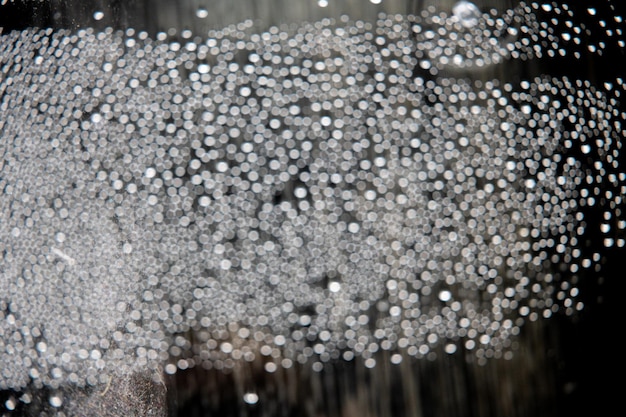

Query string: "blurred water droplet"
[49, 394, 63, 408]
[4, 396, 17, 411]
[452, 1, 481, 28]
[243, 392, 259, 404]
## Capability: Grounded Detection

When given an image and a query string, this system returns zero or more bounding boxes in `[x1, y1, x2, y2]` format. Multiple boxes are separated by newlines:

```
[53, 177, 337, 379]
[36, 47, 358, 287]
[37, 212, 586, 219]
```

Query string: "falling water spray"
[0, 1, 624, 416]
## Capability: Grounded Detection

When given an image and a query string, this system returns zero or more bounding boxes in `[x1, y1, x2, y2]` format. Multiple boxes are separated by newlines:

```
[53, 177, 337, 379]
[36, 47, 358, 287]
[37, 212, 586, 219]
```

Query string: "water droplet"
[4, 396, 17, 410]
[452, 1, 481, 28]
[122, 243, 133, 254]
[445, 344, 458, 354]
[49, 395, 63, 408]
[243, 392, 259, 405]
[438, 290, 452, 302]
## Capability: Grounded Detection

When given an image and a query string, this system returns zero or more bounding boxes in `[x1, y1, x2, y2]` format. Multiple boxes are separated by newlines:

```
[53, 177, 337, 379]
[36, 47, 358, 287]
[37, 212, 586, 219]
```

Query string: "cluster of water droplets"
[0, 0, 624, 403]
